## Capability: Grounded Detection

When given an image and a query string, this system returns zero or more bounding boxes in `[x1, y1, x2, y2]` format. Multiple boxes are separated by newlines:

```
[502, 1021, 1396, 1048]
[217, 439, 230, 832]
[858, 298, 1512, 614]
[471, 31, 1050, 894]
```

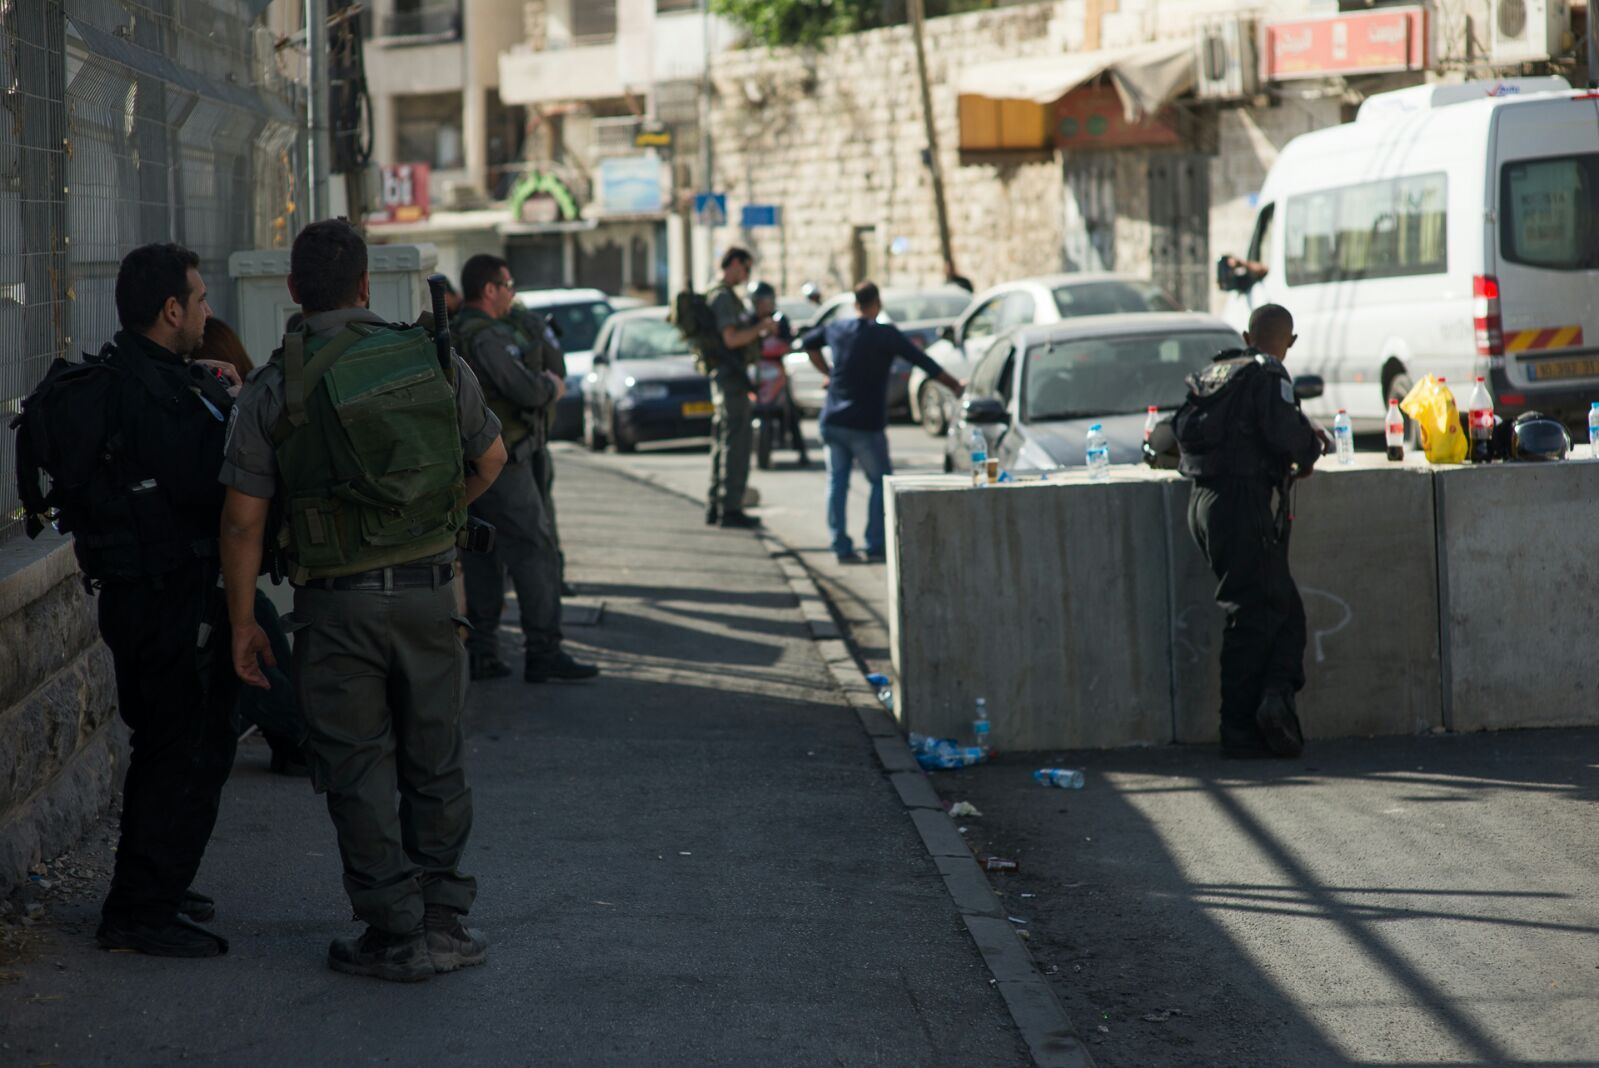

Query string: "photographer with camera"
[218, 220, 508, 981]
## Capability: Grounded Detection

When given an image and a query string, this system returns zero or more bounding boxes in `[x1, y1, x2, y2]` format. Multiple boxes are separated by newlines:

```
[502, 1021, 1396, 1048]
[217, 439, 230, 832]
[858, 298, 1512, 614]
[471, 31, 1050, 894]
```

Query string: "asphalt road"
[581, 424, 1599, 1066]
[0, 460, 1029, 1066]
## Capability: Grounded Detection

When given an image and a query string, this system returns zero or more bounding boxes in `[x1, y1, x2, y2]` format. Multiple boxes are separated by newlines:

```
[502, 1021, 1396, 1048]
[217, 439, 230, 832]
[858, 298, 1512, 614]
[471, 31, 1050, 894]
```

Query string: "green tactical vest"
[269, 321, 467, 582]
[456, 312, 537, 448]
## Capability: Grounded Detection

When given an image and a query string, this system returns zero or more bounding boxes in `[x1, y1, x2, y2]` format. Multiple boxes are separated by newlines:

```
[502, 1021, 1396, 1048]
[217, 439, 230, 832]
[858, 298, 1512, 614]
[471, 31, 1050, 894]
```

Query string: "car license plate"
[681, 400, 714, 417]
[1525, 357, 1599, 381]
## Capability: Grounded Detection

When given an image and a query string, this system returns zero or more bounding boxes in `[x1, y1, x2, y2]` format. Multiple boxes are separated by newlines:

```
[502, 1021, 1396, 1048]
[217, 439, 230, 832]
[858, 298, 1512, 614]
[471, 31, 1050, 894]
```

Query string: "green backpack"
[269, 321, 466, 581]
[669, 284, 726, 373]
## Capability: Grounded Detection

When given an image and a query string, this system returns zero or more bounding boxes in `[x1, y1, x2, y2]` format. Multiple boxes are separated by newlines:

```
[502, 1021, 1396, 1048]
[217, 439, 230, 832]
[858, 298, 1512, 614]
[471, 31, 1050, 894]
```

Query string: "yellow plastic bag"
[1399, 374, 1468, 464]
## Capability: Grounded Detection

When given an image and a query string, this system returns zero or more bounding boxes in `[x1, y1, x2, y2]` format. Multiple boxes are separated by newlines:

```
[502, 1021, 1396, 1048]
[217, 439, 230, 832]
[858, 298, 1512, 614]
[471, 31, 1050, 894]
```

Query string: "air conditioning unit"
[1490, 0, 1571, 64]
[1194, 18, 1258, 101]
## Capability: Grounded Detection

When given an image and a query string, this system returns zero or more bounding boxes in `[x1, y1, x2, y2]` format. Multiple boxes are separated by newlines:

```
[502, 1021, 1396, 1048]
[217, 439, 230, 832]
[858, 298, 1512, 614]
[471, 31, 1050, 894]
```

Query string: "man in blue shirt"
[803, 282, 963, 563]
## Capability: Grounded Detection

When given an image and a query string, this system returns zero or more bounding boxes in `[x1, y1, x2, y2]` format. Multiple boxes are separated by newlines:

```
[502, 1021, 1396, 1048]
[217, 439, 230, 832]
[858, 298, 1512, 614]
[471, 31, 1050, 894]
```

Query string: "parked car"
[783, 286, 973, 417]
[583, 307, 713, 453]
[513, 288, 615, 440]
[778, 296, 822, 329]
[1222, 76, 1594, 431]
[943, 313, 1244, 475]
[913, 273, 1180, 437]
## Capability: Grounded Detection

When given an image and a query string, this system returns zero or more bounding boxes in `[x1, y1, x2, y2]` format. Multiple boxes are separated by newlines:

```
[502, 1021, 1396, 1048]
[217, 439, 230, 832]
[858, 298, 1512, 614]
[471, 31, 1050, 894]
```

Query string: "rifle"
[426, 273, 452, 374]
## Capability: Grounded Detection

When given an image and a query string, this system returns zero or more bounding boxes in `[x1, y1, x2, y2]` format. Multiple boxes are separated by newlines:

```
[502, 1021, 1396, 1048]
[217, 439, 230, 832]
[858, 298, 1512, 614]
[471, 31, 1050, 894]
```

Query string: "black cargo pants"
[97, 561, 240, 924]
[1188, 477, 1307, 735]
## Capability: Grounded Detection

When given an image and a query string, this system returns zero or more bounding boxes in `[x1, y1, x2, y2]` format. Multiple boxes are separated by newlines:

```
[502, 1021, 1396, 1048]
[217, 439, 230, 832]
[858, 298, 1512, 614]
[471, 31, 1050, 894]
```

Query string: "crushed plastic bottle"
[910, 734, 990, 770]
[972, 697, 991, 752]
[1033, 767, 1085, 789]
[1588, 402, 1599, 460]
[865, 672, 893, 712]
[1085, 423, 1110, 481]
[1333, 410, 1353, 465]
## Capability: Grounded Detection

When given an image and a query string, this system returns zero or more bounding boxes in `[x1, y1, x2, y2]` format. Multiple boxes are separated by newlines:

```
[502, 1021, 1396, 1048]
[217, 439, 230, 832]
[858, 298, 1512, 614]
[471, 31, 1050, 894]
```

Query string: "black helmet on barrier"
[1509, 411, 1571, 462]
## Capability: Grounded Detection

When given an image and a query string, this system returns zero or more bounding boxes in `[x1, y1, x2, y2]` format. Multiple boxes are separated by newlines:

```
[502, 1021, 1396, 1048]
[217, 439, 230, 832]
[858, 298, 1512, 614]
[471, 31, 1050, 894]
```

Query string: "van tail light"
[1474, 275, 1504, 357]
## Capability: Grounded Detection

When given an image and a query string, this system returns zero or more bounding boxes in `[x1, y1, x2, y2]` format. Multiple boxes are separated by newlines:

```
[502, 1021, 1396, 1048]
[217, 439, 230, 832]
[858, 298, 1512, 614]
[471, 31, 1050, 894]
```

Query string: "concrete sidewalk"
[0, 461, 1030, 1065]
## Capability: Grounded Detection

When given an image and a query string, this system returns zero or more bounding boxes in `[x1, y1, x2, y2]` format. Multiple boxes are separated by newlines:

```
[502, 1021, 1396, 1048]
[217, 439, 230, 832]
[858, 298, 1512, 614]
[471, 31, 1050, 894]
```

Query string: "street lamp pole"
[908, 0, 953, 274]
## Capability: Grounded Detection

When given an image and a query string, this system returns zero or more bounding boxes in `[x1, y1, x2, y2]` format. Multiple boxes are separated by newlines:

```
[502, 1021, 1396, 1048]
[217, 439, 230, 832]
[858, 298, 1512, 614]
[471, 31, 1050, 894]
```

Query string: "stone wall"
[706, 3, 1066, 295]
[0, 537, 124, 899]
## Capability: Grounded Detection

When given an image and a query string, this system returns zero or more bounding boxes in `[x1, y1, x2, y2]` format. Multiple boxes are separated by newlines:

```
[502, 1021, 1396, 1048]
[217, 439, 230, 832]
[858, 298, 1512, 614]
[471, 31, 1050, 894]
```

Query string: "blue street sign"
[741, 204, 782, 228]
[693, 192, 727, 226]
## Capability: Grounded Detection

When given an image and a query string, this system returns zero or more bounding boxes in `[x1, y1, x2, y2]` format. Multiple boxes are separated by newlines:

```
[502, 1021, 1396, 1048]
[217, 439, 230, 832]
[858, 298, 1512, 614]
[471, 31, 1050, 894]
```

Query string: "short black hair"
[290, 219, 367, 313]
[461, 254, 510, 301]
[1248, 303, 1294, 346]
[854, 281, 881, 309]
[749, 281, 776, 303]
[721, 246, 752, 271]
[115, 243, 200, 330]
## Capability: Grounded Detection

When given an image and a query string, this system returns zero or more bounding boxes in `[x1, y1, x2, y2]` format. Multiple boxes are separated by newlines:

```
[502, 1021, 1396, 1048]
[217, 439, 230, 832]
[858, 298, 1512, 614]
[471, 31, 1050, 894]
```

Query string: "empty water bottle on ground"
[1033, 768, 1085, 789]
[1384, 399, 1405, 462]
[1333, 410, 1353, 465]
[973, 697, 991, 752]
[866, 673, 893, 712]
[969, 427, 987, 488]
[1468, 376, 1494, 464]
[1085, 424, 1110, 481]
[1588, 402, 1599, 459]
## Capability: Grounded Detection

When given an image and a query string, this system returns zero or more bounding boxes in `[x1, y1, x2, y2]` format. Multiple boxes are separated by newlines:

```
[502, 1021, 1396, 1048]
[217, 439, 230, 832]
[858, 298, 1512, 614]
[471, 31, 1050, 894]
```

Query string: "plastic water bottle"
[1333, 409, 1354, 465]
[1033, 768, 1085, 789]
[866, 673, 893, 712]
[1589, 402, 1599, 460]
[1468, 376, 1494, 464]
[1085, 423, 1110, 481]
[969, 427, 987, 488]
[1384, 399, 1405, 462]
[1143, 405, 1159, 442]
[972, 697, 991, 752]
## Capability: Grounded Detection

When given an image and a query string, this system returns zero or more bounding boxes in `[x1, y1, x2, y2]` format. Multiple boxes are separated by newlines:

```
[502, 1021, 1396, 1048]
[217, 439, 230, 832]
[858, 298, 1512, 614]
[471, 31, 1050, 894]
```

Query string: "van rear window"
[1501, 155, 1599, 271]
[1284, 173, 1448, 286]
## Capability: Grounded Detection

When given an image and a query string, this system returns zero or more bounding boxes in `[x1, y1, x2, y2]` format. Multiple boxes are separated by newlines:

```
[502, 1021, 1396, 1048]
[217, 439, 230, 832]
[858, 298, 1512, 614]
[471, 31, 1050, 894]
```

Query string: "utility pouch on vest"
[272, 323, 467, 580]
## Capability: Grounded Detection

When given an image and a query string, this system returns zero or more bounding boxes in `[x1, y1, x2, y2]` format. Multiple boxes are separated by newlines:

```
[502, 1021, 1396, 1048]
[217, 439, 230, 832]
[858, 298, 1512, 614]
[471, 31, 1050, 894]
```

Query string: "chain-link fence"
[1, 0, 304, 539]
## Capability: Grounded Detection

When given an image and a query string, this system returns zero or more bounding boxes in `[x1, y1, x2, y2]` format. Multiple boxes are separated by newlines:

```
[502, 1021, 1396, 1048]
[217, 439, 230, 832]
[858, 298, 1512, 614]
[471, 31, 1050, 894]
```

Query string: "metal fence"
[1, 0, 303, 539]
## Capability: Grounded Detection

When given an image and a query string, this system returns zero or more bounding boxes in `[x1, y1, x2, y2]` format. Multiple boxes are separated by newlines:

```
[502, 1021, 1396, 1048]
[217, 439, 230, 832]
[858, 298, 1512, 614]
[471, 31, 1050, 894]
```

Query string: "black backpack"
[1171, 350, 1263, 464]
[11, 347, 125, 540]
[669, 285, 726, 373]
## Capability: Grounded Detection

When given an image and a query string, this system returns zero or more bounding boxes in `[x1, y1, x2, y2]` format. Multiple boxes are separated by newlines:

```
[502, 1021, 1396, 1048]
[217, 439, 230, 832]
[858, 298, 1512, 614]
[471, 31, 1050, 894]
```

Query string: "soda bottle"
[1143, 405, 1159, 442]
[1468, 376, 1494, 464]
[1333, 409, 1353, 465]
[969, 427, 987, 488]
[972, 697, 991, 752]
[1384, 399, 1405, 461]
[1085, 423, 1110, 481]
[1589, 402, 1599, 460]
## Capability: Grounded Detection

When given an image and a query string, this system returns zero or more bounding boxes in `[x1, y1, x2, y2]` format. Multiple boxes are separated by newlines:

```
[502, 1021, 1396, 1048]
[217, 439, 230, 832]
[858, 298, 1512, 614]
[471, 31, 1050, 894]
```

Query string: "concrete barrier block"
[888, 476, 1173, 750]
[1435, 461, 1599, 731]
[1168, 462, 1443, 743]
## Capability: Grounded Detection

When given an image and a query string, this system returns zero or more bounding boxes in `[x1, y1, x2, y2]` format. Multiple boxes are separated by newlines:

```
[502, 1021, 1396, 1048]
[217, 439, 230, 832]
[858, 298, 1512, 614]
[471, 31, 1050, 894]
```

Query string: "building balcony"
[499, 38, 625, 105]
[498, 12, 743, 106]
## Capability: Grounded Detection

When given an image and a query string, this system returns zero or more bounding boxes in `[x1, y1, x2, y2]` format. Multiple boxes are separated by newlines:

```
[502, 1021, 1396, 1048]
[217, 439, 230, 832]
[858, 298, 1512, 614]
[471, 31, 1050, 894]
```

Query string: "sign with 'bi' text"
[372, 163, 430, 225]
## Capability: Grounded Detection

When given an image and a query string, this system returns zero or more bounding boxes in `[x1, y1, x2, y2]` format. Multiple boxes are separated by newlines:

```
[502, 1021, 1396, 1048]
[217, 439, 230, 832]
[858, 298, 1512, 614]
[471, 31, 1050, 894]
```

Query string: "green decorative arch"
[509, 171, 580, 222]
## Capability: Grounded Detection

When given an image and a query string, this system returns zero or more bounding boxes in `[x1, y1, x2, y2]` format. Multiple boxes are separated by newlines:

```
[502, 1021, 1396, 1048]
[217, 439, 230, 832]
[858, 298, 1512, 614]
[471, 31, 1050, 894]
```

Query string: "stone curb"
[559, 451, 1094, 1068]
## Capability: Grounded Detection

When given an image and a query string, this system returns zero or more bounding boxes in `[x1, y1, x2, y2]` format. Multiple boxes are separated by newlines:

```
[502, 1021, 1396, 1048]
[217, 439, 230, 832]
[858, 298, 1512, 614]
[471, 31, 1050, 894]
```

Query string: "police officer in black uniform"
[1179, 304, 1323, 758]
[87, 245, 242, 955]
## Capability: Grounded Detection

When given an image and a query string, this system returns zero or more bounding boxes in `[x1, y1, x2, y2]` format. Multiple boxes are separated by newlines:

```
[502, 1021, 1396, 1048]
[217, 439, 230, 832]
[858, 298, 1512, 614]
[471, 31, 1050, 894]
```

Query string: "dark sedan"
[583, 308, 713, 453]
[944, 313, 1245, 474]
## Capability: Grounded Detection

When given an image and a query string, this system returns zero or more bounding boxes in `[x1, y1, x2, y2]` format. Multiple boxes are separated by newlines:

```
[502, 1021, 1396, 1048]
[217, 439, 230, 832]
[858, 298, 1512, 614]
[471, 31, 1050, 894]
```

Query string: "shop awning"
[956, 39, 1196, 123]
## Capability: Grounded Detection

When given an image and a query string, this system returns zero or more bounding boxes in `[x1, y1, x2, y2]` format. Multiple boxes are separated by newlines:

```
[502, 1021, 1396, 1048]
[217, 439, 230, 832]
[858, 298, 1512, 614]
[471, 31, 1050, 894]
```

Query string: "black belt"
[300, 563, 454, 591]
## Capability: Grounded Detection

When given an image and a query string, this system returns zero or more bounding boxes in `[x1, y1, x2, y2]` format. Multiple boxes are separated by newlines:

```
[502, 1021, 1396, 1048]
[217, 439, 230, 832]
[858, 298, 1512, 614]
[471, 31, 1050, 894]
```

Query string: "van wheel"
[919, 382, 949, 437]
[1386, 371, 1420, 449]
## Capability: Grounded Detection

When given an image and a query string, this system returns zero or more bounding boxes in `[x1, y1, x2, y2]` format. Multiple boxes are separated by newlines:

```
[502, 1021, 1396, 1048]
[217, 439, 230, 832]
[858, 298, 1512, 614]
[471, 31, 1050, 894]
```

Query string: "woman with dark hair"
[195, 317, 308, 775]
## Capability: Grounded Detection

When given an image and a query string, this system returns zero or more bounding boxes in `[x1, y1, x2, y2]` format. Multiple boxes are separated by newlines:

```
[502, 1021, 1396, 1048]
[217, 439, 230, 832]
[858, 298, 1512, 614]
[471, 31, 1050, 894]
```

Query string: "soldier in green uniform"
[218, 220, 509, 982]
[705, 247, 775, 528]
[455, 254, 598, 683]
[508, 302, 572, 594]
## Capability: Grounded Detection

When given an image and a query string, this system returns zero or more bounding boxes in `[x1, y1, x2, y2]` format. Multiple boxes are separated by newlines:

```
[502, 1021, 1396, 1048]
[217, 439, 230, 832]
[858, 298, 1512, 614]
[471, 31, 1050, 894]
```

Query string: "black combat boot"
[97, 913, 229, 957]
[424, 904, 488, 973]
[179, 889, 216, 923]
[525, 648, 600, 683]
[469, 652, 512, 681]
[327, 925, 432, 982]
[1256, 690, 1305, 758]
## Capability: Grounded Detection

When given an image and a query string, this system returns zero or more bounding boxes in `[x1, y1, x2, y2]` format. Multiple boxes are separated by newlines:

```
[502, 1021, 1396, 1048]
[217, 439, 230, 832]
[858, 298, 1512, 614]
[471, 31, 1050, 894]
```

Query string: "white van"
[1224, 77, 1599, 430]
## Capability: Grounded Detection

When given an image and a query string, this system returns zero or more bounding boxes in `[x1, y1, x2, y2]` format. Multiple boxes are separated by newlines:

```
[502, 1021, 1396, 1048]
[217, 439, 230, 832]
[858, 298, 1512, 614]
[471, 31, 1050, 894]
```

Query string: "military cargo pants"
[293, 579, 476, 935]
[1188, 477, 1307, 735]
[708, 370, 753, 512]
[463, 445, 562, 658]
[529, 445, 564, 584]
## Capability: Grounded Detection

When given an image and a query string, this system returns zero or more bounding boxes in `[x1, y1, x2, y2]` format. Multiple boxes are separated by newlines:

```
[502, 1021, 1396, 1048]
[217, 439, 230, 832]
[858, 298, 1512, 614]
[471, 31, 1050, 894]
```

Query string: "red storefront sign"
[1262, 7, 1429, 82]
[1053, 85, 1181, 150]
[372, 163, 431, 224]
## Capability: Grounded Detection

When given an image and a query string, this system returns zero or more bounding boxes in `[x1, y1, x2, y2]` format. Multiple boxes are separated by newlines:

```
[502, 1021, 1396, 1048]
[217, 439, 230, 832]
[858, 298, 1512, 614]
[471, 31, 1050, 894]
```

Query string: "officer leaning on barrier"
[218, 220, 509, 982]
[455, 254, 598, 684]
[12, 244, 244, 957]
[1175, 303, 1324, 760]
